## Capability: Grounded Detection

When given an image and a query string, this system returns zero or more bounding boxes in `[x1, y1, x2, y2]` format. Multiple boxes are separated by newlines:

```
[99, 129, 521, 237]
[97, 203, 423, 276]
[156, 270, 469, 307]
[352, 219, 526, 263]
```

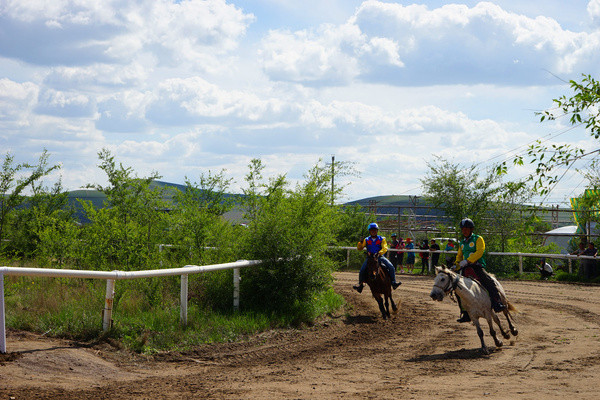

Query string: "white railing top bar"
[0, 260, 262, 280]
[329, 246, 599, 260]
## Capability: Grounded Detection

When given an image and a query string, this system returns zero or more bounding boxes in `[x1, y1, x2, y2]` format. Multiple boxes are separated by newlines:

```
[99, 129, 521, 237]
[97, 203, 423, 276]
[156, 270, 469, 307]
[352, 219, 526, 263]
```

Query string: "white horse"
[430, 266, 518, 355]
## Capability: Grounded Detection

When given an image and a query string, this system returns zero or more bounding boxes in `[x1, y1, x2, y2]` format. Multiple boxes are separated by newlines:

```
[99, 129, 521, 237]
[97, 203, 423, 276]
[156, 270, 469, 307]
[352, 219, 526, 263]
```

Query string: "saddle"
[460, 265, 479, 281]
[459, 265, 504, 308]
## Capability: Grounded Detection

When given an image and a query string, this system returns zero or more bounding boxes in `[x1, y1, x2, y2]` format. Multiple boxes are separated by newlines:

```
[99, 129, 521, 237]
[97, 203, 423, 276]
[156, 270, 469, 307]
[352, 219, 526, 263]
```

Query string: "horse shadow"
[407, 347, 496, 362]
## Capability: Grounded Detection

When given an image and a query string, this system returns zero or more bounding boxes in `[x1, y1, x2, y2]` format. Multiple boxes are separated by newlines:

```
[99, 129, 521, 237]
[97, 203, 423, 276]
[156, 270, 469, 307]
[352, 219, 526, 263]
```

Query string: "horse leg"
[384, 293, 391, 318]
[389, 293, 398, 314]
[375, 295, 387, 319]
[473, 319, 490, 355]
[491, 311, 510, 339]
[486, 314, 503, 348]
[503, 309, 518, 336]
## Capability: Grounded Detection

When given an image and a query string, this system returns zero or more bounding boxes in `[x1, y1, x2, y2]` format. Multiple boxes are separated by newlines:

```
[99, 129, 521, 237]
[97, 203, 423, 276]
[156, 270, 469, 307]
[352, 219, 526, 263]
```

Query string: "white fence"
[3, 248, 598, 354]
[332, 246, 599, 274]
[0, 260, 262, 354]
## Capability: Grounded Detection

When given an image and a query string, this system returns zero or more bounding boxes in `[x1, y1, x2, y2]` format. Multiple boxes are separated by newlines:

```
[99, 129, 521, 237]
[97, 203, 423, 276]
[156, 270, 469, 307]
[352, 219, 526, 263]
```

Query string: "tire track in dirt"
[1, 272, 600, 399]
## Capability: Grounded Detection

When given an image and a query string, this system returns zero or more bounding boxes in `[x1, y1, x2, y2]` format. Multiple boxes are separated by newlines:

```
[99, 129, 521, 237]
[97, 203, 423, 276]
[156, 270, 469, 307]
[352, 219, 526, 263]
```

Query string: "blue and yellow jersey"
[357, 235, 388, 256]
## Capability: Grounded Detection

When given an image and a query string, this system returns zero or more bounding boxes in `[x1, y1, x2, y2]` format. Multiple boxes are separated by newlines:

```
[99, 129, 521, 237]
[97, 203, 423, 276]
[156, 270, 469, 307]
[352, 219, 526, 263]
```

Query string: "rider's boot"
[352, 283, 364, 293]
[457, 311, 471, 323]
[492, 301, 506, 312]
[392, 281, 402, 290]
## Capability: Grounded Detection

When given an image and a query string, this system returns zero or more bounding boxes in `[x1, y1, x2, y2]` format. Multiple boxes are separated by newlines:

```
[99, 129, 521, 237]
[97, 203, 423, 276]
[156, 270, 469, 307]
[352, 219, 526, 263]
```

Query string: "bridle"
[433, 270, 461, 296]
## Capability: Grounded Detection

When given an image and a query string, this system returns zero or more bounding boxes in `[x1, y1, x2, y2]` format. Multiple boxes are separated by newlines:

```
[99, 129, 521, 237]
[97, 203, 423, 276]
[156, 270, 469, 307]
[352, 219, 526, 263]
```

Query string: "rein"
[434, 270, 461, 296]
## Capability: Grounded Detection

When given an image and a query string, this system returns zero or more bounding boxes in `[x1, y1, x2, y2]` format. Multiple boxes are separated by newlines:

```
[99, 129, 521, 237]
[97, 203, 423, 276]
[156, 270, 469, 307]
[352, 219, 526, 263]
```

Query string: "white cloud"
[258, 0, 600, 86]
[589, 0, 600, 22]
[0, 0, 254, 71]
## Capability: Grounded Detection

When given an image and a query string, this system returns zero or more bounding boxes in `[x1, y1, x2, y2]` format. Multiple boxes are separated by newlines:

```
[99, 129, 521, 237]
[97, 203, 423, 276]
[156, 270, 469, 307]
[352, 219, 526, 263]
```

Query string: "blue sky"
[1, 0, 600, 204]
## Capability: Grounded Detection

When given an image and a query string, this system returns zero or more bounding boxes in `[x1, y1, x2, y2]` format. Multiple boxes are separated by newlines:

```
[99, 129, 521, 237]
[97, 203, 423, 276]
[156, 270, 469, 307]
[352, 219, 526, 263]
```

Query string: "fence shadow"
[343, 315, 379, 325]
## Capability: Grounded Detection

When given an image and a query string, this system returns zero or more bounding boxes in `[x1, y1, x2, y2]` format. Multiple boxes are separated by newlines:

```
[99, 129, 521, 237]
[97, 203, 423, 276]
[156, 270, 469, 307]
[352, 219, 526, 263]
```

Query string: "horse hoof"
[494, 340, 503, 348]
[511, 329, 519, 336]
[503, 333, 510, 339]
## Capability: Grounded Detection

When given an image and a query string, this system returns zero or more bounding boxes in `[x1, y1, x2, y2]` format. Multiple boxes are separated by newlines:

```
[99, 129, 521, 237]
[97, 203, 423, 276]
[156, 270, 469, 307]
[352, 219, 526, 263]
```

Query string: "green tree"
[9, 178, 73, 259]
[421, 157, 502, 230]
[421, 158, 534, 253]
[0, 149, 61, 255]
[79, 149, 169, 270]
[497, 74, 600, 197]
[239, 159, 339, 321]
[169, 170, 237, 264]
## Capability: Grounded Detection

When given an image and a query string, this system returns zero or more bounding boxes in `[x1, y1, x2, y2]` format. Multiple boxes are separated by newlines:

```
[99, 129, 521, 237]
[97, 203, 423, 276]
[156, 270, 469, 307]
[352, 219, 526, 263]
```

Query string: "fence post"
[568, 258, 572, 274]
[347, 249, 350, 269]
[518, 254, 523, 274]
[159, 244, 163, 268]
[428, 250, 432, 273]
[180, 274, 188, 326]
[233, 268, 240, 312]
[102, 279, 115, 332]
[1, 273, 5, 354]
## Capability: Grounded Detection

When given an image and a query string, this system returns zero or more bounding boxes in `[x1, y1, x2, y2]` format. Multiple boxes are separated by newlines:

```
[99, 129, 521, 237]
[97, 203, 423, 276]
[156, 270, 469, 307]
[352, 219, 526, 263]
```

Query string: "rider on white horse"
[353, 223, 402, 293]
[454, 218, 507, 323]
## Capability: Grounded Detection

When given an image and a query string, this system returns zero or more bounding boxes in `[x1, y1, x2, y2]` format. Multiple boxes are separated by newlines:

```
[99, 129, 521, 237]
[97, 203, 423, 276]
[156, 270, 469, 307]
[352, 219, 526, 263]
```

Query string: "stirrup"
[493, 302, 506, 312]
[392, 282, 401, 290]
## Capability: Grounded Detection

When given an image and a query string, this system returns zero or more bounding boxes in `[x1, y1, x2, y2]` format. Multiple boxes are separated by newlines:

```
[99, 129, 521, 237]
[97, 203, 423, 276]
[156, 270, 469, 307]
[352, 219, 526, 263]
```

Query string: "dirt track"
[2, 272, 600, 399]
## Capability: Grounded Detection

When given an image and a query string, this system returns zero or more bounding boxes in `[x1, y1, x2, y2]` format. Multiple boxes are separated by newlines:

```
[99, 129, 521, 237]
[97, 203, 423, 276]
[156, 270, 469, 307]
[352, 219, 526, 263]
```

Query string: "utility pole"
[331, 154, 335, 206]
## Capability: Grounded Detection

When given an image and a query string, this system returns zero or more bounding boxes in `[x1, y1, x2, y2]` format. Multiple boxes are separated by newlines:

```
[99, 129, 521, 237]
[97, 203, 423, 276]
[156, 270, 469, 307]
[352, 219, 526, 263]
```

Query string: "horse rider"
[353, 223, 402, 293]
[453, 218, 506, 323]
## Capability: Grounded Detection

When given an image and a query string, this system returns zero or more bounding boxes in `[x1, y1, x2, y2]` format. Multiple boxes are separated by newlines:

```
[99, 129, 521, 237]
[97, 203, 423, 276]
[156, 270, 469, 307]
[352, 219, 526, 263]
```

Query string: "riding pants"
[359, 255, 397, 284]
[467, 262, 502, 306]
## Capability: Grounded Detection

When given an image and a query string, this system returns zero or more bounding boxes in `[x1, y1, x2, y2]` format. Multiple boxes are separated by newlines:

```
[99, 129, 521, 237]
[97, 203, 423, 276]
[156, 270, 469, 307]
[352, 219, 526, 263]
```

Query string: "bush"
[239, 160, 341, 323]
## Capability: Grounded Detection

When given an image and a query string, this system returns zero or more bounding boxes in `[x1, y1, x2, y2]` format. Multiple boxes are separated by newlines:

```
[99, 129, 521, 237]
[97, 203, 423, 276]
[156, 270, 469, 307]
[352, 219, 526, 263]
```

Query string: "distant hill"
[66, 180, 245, 223]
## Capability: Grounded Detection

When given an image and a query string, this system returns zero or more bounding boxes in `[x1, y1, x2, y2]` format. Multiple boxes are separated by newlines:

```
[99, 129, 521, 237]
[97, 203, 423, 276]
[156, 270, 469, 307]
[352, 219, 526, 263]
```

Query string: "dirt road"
[1, 272, 600, 399]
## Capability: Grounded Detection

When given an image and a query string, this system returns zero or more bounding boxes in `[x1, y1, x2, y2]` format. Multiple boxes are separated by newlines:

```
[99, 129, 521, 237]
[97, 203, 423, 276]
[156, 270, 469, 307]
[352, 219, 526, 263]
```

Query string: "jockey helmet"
[368, 222, 379, 231]
[459, 218, 475, 229]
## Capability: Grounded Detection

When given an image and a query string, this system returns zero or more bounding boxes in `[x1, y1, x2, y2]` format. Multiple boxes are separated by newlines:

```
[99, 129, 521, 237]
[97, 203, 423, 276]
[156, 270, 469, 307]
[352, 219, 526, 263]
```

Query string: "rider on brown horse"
[353, 223, 402, 293]
[453, 218, 506, 323]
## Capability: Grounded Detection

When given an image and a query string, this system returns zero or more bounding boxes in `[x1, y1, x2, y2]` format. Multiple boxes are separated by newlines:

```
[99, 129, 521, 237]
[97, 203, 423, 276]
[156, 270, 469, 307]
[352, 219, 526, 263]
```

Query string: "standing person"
[353, 223, 402, 293]
[430, 239, 441, 267]
[581, 242, 598, 279]
[419, 240, 430, 274]
[454, 218, 506, 323]
[537, 258, 553, 280]
[397, 238, 405, 273]
[405, 238, 415, 274]
[388, 233, 400, 270]
[444, 239, 456, 267]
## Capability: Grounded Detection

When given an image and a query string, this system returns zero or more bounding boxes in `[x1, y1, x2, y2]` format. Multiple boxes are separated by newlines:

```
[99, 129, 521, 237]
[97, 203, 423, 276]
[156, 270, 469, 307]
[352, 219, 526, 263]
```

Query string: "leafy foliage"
[420, 157, 502, 230]
[540, 74, 600, 138]
[421, 158, 537, 258]
[239, 159, 339, 322]
[0, 150, 61, 254]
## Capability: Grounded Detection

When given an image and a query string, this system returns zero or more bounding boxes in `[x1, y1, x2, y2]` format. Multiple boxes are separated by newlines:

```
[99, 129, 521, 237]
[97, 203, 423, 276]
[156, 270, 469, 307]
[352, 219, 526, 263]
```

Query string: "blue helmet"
[368, 222, 379, 230]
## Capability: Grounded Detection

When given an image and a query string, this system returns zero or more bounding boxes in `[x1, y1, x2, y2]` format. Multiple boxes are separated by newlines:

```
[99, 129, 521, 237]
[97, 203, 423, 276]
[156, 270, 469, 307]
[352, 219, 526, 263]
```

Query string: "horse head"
[430, 266, 459, 301]
[366, 253, 380, 282]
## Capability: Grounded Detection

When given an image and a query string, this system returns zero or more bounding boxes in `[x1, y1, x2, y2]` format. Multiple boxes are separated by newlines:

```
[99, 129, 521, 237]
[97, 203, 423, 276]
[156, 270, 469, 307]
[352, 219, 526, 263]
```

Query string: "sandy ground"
[1, 272, 600, 399]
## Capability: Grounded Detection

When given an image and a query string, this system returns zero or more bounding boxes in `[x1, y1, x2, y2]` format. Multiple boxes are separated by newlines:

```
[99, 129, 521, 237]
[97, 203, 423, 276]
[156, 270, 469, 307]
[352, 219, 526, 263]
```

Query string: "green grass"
[3, 274, 345, 354]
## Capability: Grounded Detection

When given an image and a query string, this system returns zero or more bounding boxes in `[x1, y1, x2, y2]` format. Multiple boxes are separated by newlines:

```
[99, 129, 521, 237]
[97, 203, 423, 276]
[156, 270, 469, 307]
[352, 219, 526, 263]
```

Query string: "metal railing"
[0, 259, 263, 354]
[332, 246, 599, 274]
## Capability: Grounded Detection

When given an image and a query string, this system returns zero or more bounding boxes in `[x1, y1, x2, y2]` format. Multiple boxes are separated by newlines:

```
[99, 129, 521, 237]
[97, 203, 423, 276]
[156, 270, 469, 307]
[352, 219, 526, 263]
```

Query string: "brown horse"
[365, 254, 398, 319]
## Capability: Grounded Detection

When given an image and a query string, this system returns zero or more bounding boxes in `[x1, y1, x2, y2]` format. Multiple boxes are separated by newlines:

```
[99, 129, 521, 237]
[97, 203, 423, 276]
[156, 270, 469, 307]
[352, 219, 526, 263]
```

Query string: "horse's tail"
[506, 301, 517, 313]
